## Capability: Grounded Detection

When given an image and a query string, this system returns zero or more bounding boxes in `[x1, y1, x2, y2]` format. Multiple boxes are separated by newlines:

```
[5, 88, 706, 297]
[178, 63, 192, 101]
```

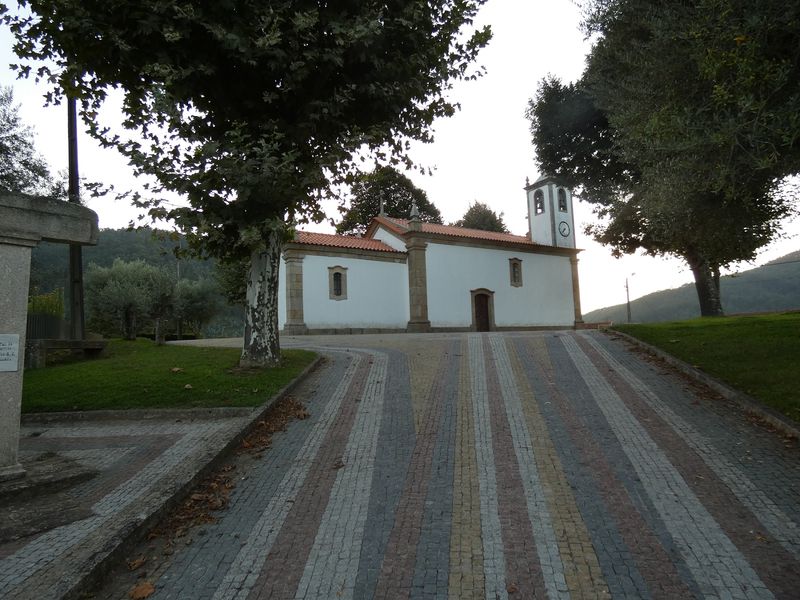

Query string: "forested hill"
[29, 227, 215, 294]
[584, 251, 800, 323]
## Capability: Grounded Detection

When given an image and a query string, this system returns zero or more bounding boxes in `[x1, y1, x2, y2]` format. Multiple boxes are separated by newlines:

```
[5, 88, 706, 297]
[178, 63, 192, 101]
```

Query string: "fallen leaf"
[126, 556, 147, 571]
[129, 581, 155, 599]
[506, 582, 519, 594]
[332, 458, 345, 470]
[184, 384, 193, 390]
[171, 367, 183, 373]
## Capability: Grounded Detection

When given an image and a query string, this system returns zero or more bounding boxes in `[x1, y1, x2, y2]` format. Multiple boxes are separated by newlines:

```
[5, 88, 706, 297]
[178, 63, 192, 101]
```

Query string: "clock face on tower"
[558, 221, 570, 237]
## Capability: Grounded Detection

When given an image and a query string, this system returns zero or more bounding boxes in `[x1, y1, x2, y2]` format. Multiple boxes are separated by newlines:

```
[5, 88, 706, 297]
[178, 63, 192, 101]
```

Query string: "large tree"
[4, 0, 490, 364]
[453, 201, 508, 232]
[336, 166, 442, 236]
[0, 85, 50, 193]
[529, 0, 799, 316]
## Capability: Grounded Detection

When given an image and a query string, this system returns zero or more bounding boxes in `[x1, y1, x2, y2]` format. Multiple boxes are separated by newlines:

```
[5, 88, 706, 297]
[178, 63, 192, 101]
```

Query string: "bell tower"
[525, 174, 576, 249]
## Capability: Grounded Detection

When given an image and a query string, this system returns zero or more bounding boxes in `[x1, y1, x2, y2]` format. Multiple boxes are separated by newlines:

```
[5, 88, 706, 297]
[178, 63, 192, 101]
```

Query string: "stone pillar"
[0, 193, 98, 481]
[570, 255, 584, 325]
[406, 236, 430, 332]
[0, 236, 35, 480]
[283, 251, 307, 335]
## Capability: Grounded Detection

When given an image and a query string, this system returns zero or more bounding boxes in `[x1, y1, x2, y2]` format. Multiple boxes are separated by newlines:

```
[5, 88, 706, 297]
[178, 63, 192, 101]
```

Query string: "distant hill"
[584, 251, 800, 323]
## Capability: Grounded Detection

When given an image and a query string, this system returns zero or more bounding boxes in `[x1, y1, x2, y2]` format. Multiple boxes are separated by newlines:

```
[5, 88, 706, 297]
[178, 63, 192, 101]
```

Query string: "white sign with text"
[0, 334, 20, 372]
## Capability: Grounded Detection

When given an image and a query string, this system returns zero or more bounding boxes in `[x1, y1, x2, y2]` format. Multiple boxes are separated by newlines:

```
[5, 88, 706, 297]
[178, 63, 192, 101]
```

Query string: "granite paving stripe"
[503, 337, 610, 599]
[467, 334, 508, 600]
[246, 351, 374, 600]
[208, 352, 365, 600]
[481, 336, 545, 599]
[371, 342, 456, 600]
[587, 331, 800, 525]
[575, 332, 800, 597]
[487, 334, 568, 599]
[579, 330, 800, 560]
[354, 348, 416, 599]
[293, 351, 389, 600]
[1, 420, 246, 600]
[448, 348, 485, 600]
[407, 340, 451, 434]
[520, 336, 692, 599]
[562, 334, 773, 600]
[148, 350, 352, 600]
[411, 339, 460, 597]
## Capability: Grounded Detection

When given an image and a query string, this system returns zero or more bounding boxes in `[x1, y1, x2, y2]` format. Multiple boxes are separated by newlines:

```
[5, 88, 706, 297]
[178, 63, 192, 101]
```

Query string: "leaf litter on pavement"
[112, 395, 310, 600]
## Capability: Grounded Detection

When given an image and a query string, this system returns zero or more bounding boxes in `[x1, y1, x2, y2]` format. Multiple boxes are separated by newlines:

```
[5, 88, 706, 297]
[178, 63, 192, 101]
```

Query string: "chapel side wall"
[301, 255, 409, 329]
[425, 243, 576, 327]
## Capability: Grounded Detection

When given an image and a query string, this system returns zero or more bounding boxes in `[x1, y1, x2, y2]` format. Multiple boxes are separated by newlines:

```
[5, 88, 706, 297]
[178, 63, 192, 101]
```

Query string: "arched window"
[509, 258, 523, 287]
[558, 188, 568, 212]
[534, 190, 545, 215]
[328, 266, 348, 300]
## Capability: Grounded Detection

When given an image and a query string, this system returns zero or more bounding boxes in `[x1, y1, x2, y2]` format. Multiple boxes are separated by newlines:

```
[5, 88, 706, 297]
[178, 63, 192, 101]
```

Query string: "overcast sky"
[2, 1, 797, 315]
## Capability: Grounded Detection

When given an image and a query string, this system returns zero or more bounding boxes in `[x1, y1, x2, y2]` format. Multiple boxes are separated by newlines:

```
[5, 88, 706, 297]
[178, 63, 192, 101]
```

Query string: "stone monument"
[0, 192, 98, 480]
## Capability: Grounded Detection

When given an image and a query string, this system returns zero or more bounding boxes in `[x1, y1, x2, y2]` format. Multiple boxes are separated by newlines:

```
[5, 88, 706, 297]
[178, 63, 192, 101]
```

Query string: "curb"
[22, 406, 255, 424]
[62, 354, 324, 600]
[607, 330, 799, 440]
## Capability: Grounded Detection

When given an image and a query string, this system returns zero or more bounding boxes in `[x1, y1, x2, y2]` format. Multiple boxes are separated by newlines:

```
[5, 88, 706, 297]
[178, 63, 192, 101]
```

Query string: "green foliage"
[615, 313, 800, 422]
[336, 166, 443, 236]
[5, 0, 490, 258]
[528, 0, 800, 316]
[86, 259, 175, 340]
[453, 201, 508, 233]
[174, 278, 220, 335]
[0, 85, 50, 193]
[215, 258, 248, 307]
[27, 288, 64, 317]
[4, 0, 490, 364]
[21, 339, 317, 412]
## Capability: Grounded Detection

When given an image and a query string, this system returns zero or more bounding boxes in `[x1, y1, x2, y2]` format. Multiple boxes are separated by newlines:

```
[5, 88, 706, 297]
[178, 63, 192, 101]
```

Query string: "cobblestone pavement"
[0, 409, 260, 600]
[5, 330, 800, 599]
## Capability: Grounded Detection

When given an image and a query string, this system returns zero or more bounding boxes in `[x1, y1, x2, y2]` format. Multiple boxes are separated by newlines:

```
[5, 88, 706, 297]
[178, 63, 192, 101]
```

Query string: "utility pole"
[625, 272, 635, 324]
[67, 96, 85, 341]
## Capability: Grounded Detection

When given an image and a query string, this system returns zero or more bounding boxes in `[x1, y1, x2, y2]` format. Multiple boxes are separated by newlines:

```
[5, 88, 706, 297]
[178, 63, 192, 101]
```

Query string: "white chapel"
[277, 175, 583, 334]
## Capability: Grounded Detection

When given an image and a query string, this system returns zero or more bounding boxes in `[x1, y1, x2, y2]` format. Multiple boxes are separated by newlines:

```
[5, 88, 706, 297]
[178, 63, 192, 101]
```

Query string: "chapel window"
[534, 190, 545, 215]
[328, 266, 348, 300]
[558, 188, 568, 212]
[509, 258, 523, 287]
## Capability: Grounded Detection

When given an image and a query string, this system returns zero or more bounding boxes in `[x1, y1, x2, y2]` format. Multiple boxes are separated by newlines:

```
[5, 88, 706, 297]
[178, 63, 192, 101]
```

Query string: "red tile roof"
[291, 231, 403, 253]
[374, 216, 537, 245]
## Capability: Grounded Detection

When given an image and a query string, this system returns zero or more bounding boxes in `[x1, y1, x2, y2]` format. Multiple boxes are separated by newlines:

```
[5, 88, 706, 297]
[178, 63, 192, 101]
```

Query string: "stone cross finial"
[526, 176, 530, 187]
[410, 200, 420, 220]
[379, 198, 385, 217]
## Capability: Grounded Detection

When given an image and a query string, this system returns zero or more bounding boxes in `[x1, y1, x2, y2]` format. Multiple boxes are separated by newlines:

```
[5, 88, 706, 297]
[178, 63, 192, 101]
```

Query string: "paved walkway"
[3, 330, 800, 599]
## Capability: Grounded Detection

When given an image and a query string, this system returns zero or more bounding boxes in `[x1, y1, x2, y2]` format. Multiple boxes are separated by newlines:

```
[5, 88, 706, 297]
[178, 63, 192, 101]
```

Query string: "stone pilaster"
[570, 255, 584, 325]
[283, 251, 307, 335]
[0, 193, 98, 481]
[0, 236, 34, 481]
[406, 236, 430, 332]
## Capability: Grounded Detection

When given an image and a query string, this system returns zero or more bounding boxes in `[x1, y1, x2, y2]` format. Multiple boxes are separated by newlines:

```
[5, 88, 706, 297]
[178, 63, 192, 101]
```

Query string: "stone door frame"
[470, 288, 495, 332]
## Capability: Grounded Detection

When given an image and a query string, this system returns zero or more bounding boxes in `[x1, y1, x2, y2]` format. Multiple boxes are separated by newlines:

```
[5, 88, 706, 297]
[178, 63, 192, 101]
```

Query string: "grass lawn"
[22, 339, 317, 413]
[614, 312, 800, 422]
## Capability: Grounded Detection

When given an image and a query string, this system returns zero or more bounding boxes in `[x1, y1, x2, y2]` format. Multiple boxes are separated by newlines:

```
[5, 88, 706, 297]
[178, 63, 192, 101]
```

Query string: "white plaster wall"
[285, 254, 408, 329]
[370, 225, 407, 251]
[426, 242, 576, 327]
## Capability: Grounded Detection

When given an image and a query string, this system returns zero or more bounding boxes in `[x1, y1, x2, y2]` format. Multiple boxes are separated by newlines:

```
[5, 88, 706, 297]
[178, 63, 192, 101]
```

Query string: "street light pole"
[625, 277, 631, 324]
[625, 272, 635, 324]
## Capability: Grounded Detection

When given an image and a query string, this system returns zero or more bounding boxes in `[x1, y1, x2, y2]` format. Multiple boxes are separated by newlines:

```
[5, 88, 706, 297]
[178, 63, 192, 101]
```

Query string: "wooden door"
[475, 293, 490, 332]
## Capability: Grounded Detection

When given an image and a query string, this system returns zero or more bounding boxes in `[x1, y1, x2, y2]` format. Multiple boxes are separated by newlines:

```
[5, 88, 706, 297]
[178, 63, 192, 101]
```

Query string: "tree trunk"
[686, 253, 724, 317]
[154, 317, 165, 345]
[123, 307, 137, 340]
[240, 230, 282, 367]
